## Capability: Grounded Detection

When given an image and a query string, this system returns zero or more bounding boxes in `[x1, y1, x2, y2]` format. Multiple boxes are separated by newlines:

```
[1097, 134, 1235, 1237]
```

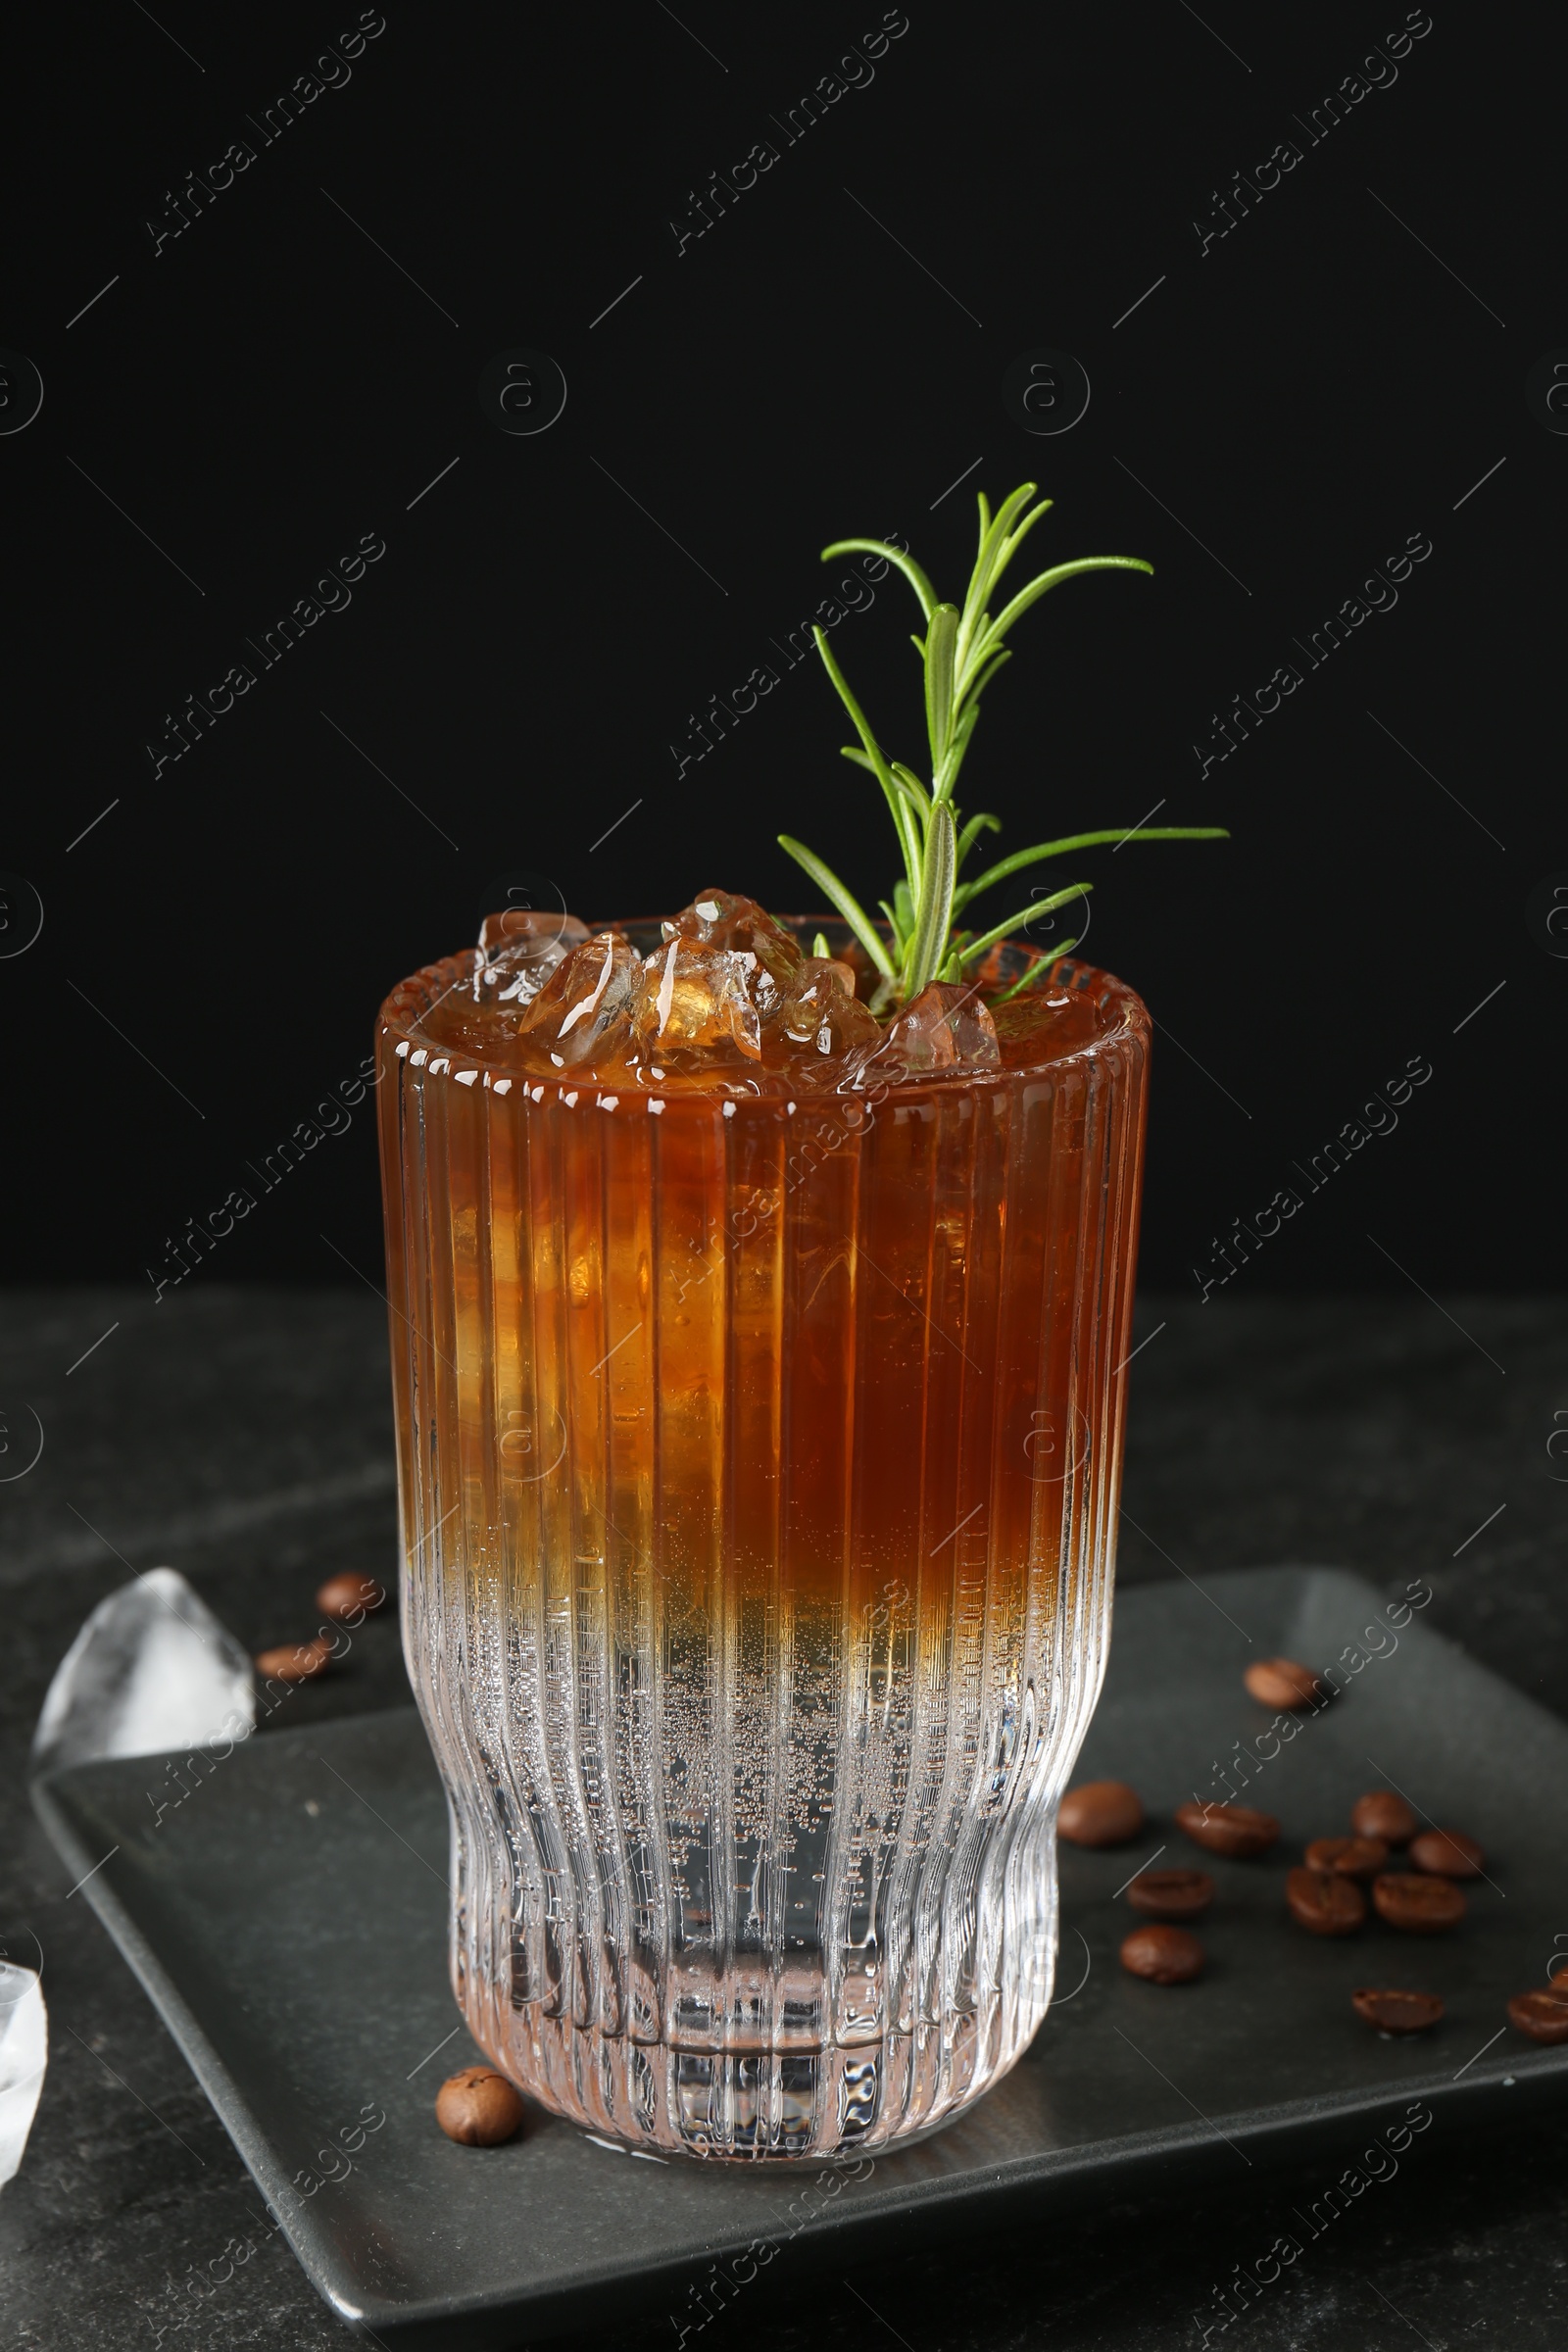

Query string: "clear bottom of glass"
[463, 1999, 1056, 2162]
[431, 1657, 1070, 2163]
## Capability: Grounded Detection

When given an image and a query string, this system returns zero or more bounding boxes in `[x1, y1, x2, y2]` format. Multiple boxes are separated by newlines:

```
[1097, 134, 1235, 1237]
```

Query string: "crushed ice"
[416, 888, 1049, 1083]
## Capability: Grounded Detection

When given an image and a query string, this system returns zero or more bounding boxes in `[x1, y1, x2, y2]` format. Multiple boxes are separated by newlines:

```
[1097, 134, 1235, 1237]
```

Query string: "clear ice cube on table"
[881, 980, 1002, 1073]
[0, 1965, 46, 2191]
[30, 1567, 256, 1777]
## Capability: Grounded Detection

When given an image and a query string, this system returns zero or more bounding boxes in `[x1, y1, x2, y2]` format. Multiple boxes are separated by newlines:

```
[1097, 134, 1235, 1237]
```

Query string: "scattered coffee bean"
[1409, 1827, 1486, 1880]
[1286, 1867, 1366, 1936]
[1372, 1873, 1466, 1933]
[1351, 1987, 1444, 2035]
[1175, 1800, 1280, 1859]
[435, 2066, 525, 2146]
[1304, 1836, 1389, 1881]
[317, 1571, 387, 1624]
[254, 1635, 333, 1684]
[1126, 1869, 1214, 1921]
[1058, 1780, 1144, 1847]
[1243, 1656, 1322, 1710]
[1351, 1789, 1417, 1845]
[1506, 1988, 1568, 2046]
[1120, 1925, 1204, 1984]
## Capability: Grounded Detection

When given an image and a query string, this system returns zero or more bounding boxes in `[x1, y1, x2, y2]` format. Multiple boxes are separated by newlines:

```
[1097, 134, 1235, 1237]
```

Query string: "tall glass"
[376, 930, 1149, 2162]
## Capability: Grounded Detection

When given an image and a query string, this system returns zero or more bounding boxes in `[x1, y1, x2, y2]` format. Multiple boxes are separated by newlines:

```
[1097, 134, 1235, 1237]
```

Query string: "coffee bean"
[1175, 1800, 1280, 1859]
[1304, 1836, 1389, 1881]
[1126, 1869, 1214, 1921]
[1409, 1827, 1485, 1880]
[317, 1571, 387, 1624]
[1058, 1780, 1144, 1847]
[1372, 1873, 1466, 1932]
[1286, 1867, 1366, 1936]
[254, 1635, 333, 1684]
[1351, 1789, 1417, 1845]
[435, 2066, 525, 2146]
[1506, 1988, 1568, 2045]
[1351, 1987, 1444, 2034]
[1120, 1926, 1204, 1984]
[1243, 1656, 1323, 1710]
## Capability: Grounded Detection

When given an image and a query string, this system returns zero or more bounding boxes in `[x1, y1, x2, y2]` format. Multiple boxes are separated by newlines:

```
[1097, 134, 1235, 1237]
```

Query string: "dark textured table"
[2, 1286, 1564, 2349]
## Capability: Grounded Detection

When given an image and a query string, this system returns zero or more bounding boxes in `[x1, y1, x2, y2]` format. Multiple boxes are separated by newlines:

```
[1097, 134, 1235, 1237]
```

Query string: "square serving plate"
[32, 1566, 1568, 2345]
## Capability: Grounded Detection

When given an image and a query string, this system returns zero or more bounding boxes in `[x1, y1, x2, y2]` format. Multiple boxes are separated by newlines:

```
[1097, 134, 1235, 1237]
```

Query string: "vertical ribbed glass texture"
[377, 952, 1149, 2161]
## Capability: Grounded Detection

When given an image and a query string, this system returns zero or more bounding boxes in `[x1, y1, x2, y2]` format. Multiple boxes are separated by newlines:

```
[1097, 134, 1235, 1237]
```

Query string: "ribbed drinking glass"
[376, 935, 1149, 2161]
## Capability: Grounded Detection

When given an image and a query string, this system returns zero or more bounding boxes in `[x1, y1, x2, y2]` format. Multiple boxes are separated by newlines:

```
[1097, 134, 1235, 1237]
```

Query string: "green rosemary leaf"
[994, 498, 1057, 599]
[957, 648, 1011, 713]
[811, 931, 831, 960]
[893, 878, 914, 933]
[992, 940, 1080, 1004]
[958, 882, 1092, 967]
[976, 485, 1038, 587]
[960, 486, 1042, 656]
[777, 835, 897, 975]
[889, 761, 933, 819]
[813, 627, 921, 892]
[820, 537, 936, 619]
[977, 556, 1153, 668]
[953, 825, 1229, 914]
[813, 628, 888, 769]
[956, 810, 1002, 870]
[934, 698, 984, 806]
[924, 606, 960, 790]
[975, 490, 991, 548]
[906, 804, 957, 995]
[850, 754, 927, 833]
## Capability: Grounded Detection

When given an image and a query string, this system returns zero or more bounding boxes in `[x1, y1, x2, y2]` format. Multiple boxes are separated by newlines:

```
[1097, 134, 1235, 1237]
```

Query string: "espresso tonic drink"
[377, 894, 1148, 2161]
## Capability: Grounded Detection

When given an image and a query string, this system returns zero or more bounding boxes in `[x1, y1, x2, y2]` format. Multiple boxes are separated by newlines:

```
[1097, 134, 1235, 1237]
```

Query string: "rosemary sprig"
[778, 483, 1228, 1011]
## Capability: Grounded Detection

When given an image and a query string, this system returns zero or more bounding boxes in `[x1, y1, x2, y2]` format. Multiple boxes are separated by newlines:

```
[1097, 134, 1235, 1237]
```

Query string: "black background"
[4, 2, 1561, 1303]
